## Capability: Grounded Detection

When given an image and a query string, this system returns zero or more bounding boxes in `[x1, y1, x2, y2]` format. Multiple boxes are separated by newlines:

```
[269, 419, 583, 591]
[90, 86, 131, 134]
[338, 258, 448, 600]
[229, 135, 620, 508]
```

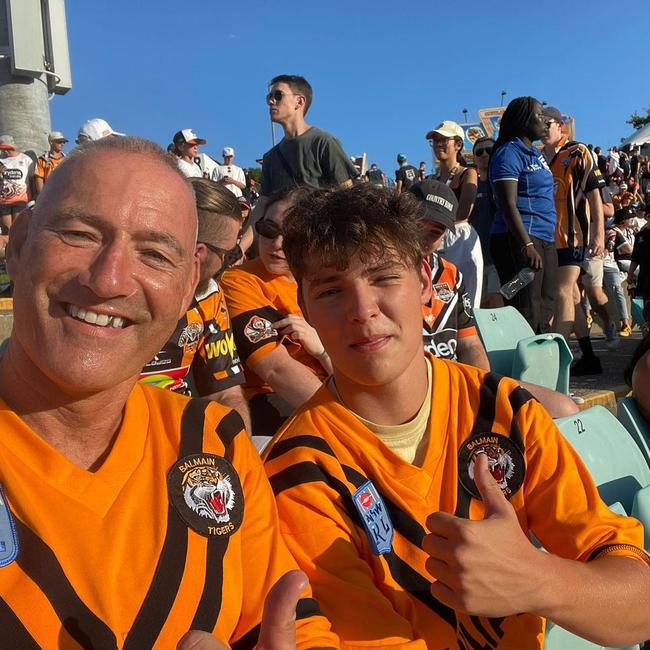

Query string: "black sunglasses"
[200, 241, 233, 258]
[266, 90, 301, 104]
[474, 147, 493, 157]
[255, 219, 283, 239]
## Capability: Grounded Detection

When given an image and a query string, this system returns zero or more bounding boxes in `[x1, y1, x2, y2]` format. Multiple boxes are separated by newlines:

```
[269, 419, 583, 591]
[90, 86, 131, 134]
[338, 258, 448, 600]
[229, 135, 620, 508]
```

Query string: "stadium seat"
[473, 307, 572, 393]
[617, 396, 650, 466]
[546, 407, 647, 650]
[631, 297, 645, 329]
[512, 334, 573, 394]
[544, 622, 640, 650]
[554, 406, 650, 519]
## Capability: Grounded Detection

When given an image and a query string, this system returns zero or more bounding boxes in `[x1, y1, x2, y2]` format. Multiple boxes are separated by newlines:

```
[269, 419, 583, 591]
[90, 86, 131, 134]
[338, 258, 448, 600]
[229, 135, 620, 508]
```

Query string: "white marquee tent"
[620, 123, 650, 150]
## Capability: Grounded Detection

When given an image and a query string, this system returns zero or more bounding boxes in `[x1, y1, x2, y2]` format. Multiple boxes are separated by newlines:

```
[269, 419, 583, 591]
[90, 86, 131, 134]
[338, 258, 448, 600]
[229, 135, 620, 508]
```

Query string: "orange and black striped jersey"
[221, 258, 327, 399]
[548, 137, 605, 250]
[423, 255, 477, 361]
[0, 384, 337, 648]
[140, 279, 244, 396]
[264, 354, 648, 649]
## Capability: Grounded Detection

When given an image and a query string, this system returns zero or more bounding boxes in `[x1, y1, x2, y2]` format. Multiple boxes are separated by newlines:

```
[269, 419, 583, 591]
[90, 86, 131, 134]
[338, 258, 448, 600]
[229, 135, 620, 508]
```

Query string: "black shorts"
[557, 246, 586, 267]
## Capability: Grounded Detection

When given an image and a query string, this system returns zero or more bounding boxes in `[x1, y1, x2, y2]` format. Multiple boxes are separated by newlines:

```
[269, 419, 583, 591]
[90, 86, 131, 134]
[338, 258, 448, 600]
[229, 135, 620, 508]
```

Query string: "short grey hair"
[60, 135, 192, 189]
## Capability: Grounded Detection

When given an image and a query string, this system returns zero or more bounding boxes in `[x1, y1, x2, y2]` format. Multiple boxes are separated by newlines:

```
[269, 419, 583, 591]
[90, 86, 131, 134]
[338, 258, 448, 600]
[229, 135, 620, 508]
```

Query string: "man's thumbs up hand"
[423, 454, 544, 617]
[177, 570, 309, 650]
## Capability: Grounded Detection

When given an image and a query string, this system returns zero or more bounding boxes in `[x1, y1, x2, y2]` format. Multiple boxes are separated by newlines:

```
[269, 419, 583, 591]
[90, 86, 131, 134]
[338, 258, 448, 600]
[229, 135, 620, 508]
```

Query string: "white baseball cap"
[48, 131, 68, 143]
[426, 120, 465, 141]
[76, 118, 125, 144]
[223, 147, 235, 157]
[173, 128, 207, 146]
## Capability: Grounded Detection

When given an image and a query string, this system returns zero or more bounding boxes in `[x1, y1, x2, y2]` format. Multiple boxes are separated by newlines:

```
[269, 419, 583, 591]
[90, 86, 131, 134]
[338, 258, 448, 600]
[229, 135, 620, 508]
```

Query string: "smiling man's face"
[7, 148, 199, 394]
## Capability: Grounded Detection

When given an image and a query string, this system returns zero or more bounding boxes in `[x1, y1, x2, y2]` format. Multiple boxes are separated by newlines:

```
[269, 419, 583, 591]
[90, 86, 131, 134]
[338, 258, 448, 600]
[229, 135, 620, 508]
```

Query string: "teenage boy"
[263, 183, 650, 649]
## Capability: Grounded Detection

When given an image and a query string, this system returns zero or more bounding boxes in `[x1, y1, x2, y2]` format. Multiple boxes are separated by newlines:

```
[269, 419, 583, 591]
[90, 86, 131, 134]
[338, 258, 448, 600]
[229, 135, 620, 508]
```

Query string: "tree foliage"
[245, 167, 262, 184]
[627, 107, 650, 131]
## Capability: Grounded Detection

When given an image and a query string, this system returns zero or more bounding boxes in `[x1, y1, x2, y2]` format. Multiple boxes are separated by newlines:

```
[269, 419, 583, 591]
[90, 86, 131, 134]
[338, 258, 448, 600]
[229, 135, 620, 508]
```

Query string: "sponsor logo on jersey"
[168, 454, 243, 538]
[352, 480, 394, 555]
[458, 433, 525, 500]
[423, 332, 457, 360]
[244, 315, 277, 344]
[178, 322, 203, 351]
[432, 282, 453, 303]
[206, 331, 236, 361]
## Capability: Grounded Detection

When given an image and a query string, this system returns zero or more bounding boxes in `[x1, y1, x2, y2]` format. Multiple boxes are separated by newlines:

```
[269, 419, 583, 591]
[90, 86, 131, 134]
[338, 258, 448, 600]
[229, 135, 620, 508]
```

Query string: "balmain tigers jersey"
[422, 255, 477, 361]
[0, 385, 337, 648]
[548, 137, 604, 250]
[221, 258, 328, 399]
[140, 279, 244, 396]
[264, 354, 648, 649]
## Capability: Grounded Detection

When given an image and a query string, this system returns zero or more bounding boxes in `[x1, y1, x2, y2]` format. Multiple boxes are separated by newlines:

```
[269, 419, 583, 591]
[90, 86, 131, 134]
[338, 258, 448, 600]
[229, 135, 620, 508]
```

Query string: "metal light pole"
[500, 90, 507, 106]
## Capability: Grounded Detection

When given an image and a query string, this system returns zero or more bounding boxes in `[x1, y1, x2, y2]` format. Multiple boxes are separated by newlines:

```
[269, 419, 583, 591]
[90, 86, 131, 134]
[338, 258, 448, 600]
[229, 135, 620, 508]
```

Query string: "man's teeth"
[67, 304, 126, 328]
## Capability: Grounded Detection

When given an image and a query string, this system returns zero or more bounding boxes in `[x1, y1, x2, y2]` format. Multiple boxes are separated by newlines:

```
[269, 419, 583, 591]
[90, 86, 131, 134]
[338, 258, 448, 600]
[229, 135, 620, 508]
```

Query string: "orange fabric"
[549, 137, 603, 249]
[221, 258, 327, 399]
[264, 354, 647, 649]
[34, 153, 65, 182]
[140, 280, 243, 396]
[0, 385, 337, 648]
[422, 256, 477, 362]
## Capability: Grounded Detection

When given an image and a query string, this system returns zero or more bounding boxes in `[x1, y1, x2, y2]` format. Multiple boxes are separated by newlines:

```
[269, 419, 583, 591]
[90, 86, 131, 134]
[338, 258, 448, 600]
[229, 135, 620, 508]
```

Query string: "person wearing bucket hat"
[408, 179, 489, 371]
[212, 146, 246, 197]
[427, 120, 482, 309]
[34, 131, 69, 196]
[0, 135, 34, 228]
[172, 128, 207, 178]
[394, 153, 418, 194]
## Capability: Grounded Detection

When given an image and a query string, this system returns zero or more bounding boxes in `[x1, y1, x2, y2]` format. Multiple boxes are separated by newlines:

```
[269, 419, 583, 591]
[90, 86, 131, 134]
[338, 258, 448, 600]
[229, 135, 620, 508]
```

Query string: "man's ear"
[6, 208, 31, 280]
[420, 258, 432, 305]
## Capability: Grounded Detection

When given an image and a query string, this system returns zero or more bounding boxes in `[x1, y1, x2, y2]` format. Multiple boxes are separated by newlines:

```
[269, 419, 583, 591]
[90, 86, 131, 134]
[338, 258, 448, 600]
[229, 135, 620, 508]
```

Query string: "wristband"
[521, 241, 534, 253]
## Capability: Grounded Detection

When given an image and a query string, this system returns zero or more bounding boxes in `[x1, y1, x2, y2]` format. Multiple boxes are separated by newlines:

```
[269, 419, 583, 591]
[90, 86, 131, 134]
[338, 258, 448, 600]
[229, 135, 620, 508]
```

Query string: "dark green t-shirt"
[261, 127, 358, 195]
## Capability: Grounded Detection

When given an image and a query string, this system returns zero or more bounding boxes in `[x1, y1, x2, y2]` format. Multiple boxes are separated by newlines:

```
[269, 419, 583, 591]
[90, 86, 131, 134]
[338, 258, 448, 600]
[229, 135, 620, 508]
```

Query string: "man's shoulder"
[138, 382, 240, 432]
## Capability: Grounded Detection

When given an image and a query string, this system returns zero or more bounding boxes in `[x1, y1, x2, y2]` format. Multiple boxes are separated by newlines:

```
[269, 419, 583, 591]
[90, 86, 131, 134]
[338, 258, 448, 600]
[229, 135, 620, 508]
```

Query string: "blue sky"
[51, 0, 648, 175]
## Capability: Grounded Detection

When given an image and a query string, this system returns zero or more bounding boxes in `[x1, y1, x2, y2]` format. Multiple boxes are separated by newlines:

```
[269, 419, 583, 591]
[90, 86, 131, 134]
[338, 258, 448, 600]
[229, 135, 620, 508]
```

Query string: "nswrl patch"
[0, 485, 18, 567]
[168, 454, 244, 538]
[352, 480, 394, 555]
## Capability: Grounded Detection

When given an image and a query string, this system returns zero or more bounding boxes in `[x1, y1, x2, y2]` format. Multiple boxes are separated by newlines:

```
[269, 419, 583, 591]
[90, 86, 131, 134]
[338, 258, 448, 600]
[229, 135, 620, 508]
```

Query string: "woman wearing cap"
[428, 120, 482, 308]
[488, 96, 557, 333]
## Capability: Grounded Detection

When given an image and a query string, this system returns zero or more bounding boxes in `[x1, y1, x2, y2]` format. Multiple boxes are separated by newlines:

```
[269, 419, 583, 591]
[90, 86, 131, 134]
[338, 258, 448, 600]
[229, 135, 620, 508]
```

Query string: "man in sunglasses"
[141, 178, 251, 430]
[250, 75, 358, 234]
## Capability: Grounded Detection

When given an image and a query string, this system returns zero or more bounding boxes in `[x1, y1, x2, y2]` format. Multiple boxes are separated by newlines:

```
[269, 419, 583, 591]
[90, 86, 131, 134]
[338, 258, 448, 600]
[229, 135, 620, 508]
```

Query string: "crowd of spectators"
[0, 75, 648, 648]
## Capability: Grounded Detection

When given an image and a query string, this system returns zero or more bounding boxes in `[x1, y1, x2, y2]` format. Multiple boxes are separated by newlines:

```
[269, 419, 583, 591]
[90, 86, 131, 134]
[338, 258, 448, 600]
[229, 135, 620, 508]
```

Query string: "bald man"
[0, 137, 336, 649]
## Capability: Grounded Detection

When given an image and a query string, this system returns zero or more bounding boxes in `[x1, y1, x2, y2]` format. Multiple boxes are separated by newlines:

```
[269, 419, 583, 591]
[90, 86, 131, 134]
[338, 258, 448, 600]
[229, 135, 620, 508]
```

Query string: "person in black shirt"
[366, 163, 386, 187]
[394, 153, 418, 193]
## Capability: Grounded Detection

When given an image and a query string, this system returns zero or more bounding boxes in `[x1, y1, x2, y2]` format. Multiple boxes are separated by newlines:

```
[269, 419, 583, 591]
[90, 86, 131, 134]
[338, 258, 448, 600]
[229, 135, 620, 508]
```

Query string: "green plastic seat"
[545, 621, 640, 650]
[554, 406, 650, 518]
[512, 334, 573, 395]
[473, 307, 572, 393]
[631, 297, 645, 329]
[546, 407, 648, 650]
[617, 396, 650, 466]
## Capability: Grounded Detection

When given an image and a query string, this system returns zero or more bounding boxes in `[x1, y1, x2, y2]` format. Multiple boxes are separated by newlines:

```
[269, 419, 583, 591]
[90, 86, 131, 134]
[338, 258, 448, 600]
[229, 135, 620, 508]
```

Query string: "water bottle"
[500, 268, 536, 300]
